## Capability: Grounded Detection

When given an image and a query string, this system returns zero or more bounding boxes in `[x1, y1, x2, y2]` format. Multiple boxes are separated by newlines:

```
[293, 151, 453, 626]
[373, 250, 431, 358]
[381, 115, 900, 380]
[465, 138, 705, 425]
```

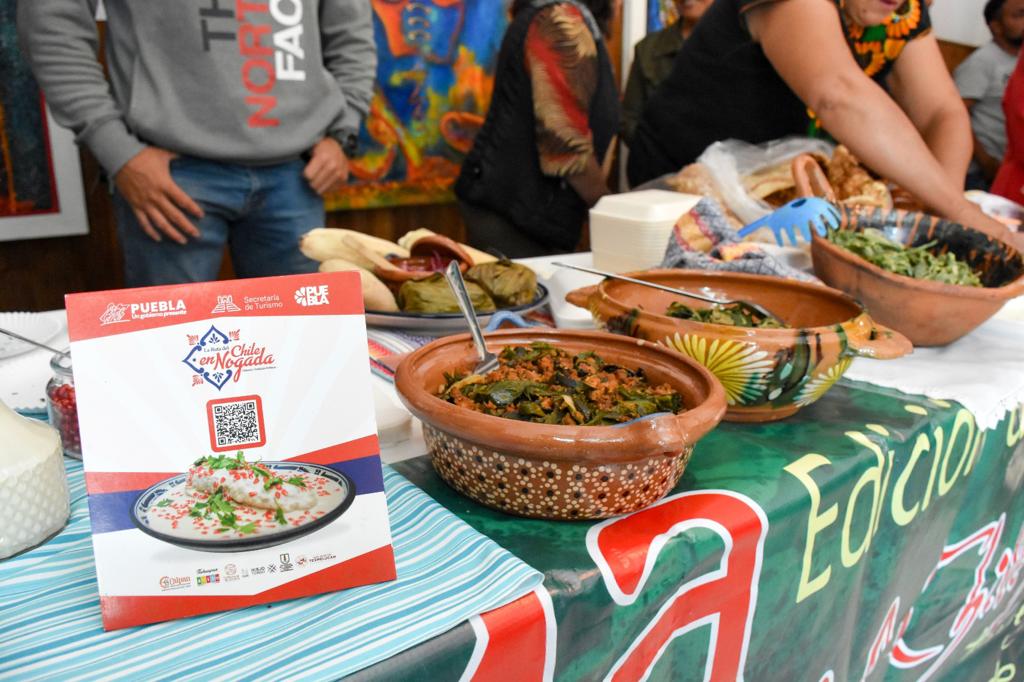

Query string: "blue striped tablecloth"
[366, 328, 433, 382]
[0, 460, 542, 680]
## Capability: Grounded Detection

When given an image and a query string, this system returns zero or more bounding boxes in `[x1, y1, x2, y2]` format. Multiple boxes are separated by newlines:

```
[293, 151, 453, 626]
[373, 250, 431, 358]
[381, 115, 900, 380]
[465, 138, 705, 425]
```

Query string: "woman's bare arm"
[887, 34, 972, 185]
[748, 0, 1008, 239]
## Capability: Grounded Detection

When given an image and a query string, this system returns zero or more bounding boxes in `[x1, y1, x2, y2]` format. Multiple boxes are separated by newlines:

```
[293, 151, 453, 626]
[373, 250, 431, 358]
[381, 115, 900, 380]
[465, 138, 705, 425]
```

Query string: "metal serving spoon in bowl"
[443, 261, 501, 375]
[552, 262, 783, 326]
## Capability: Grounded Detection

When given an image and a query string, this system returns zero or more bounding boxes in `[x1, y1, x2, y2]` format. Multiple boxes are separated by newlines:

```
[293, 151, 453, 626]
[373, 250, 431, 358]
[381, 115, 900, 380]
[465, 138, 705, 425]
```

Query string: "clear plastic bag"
[698, 137, 835, 224]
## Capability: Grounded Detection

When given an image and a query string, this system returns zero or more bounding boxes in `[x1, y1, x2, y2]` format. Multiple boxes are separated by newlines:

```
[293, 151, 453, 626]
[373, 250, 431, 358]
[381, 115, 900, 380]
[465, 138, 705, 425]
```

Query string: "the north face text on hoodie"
[198, 0, 308, 128]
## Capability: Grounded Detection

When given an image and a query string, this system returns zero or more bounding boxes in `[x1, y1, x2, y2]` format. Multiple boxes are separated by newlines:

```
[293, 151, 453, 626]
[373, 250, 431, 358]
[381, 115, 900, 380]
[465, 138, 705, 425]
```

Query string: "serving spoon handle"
[551, 262, 781, 323]
[0, 327, 68, 357]
[444, 262, 500, 375]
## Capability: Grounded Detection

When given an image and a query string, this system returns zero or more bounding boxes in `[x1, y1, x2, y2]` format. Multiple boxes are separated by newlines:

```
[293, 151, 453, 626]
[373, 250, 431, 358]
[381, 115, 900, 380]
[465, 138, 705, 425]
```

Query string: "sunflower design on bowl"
[662, 333, 773, 406]
[794, 357, 854, 407]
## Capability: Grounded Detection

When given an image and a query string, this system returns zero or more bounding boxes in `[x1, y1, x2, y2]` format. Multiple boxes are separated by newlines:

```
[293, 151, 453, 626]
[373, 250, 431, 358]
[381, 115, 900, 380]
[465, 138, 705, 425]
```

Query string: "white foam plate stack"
[0, 311, 69, 413]
[0, 401, 69, 559]
[589, 190, 701, 273]
[0, 312, 63, 360]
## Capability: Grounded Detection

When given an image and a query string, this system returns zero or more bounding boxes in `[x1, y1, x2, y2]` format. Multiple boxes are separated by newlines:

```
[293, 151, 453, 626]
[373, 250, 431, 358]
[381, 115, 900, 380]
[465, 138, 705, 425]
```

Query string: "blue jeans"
[115, 157, 323, 286]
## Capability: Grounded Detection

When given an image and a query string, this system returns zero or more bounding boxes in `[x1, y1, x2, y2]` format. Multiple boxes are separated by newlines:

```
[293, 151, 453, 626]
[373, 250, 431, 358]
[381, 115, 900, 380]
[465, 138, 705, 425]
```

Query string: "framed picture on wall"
[0, 0, 88, 243]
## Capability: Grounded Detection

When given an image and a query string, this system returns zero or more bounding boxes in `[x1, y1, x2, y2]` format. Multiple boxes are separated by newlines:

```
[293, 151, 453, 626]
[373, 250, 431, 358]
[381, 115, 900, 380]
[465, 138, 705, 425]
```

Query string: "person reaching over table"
[18, 0, 376, 286]
[627, 0, 1011, 242]
[954, 0, 1024, 190]
[455, 0, 621, 258]
[621, 0, 713, 146]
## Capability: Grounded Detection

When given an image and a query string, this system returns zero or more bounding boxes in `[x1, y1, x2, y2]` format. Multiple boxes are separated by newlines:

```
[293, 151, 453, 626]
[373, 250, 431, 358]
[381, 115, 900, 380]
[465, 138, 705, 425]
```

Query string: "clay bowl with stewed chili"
[394, 328, 726, 520]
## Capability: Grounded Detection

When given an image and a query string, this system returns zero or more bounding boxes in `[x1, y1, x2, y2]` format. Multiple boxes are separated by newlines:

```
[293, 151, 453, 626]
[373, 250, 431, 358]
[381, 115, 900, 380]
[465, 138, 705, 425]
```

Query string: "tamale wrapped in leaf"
[465, 260, 538, 306]
[398, 273, 497, 313]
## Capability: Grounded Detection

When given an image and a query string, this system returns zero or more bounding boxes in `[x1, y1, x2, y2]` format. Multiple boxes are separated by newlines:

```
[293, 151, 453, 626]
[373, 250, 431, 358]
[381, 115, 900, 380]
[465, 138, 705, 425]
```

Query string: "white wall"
[621, 0, 648, 87]
[930, 0, 991, 47]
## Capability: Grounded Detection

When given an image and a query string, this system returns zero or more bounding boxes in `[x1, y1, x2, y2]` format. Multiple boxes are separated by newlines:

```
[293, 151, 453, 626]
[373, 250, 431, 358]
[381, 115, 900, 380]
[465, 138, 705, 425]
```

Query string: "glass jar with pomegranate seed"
[45, 352, 80, 459]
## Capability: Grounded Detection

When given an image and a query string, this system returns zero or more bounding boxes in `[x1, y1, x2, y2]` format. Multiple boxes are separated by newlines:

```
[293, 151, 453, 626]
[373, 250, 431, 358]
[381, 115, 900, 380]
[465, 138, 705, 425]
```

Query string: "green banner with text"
[371, 382, 1024, 681]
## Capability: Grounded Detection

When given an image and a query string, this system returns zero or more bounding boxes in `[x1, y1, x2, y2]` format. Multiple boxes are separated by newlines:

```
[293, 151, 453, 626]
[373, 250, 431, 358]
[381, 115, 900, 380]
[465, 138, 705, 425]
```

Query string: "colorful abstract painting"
[647, 0, 678, 32]
[327, 0, 512, 210]
[0, 0, 59, 218]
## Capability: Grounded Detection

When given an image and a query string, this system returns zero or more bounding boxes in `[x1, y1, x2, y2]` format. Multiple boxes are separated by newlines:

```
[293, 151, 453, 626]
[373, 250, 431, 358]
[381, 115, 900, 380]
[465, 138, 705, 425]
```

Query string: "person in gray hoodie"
[18, 0, 376, 286]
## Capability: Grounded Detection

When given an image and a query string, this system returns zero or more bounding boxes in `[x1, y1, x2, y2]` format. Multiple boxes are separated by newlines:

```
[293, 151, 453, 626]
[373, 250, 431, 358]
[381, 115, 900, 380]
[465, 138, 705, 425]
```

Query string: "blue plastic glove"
[737, 197, 842, 247]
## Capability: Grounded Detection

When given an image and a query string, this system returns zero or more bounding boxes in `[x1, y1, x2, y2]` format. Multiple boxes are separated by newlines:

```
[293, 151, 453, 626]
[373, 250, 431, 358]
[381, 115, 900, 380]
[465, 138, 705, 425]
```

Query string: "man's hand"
[303, 137, 349, 195]
[114, 147, 203, 244]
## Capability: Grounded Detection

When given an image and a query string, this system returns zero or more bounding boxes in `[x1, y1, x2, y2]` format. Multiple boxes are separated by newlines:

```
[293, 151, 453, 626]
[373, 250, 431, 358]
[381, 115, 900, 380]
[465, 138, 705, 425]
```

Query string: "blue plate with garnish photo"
[131, 460, 355, 553]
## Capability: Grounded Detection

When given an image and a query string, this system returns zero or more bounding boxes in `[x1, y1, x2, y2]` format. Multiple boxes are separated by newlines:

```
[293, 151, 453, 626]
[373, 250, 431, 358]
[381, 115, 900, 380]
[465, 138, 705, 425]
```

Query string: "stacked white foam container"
[589, 190, 701, 272]
[0, 400, 69, 559]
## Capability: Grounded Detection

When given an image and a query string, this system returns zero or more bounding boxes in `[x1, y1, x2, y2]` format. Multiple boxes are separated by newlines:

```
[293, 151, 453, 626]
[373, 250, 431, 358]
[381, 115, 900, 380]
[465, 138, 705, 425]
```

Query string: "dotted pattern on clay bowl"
[423, 424, 691, 520]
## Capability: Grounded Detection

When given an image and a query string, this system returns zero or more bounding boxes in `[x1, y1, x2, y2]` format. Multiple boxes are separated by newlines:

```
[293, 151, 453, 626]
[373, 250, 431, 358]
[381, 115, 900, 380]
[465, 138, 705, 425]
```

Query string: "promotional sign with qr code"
[65, 273, 396, 630]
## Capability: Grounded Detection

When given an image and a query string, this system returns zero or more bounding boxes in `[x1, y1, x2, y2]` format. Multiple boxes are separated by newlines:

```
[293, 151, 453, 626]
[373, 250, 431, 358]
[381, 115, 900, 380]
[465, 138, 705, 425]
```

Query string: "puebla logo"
[99, 299, 187, 325]
[183, 326, 276, 390]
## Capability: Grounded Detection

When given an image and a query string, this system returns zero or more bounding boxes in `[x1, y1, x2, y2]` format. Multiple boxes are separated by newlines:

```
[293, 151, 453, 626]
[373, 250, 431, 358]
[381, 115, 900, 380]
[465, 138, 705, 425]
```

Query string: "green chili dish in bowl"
[811, 206, 1024, 346]
[439, 341, 684, 426]
[829, 228, 983, 287]
[665, 301, 785, 328]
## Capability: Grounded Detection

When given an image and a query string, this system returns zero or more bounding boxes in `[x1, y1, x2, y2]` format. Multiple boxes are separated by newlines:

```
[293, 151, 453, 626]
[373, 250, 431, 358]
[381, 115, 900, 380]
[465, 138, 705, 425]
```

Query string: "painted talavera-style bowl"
[566, 270, 912, 423]
[394, 328, 726, 520]
[811, 206, 1024, 346]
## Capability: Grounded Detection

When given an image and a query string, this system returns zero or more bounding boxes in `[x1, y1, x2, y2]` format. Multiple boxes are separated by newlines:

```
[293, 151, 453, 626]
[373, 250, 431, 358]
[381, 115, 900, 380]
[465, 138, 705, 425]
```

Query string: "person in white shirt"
[954, 0, 1024, 189]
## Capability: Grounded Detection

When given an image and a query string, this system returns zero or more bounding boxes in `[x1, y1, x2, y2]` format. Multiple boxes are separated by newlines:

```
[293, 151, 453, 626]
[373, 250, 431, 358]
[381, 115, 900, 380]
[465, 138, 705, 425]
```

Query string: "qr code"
[207, 397, 265, 450]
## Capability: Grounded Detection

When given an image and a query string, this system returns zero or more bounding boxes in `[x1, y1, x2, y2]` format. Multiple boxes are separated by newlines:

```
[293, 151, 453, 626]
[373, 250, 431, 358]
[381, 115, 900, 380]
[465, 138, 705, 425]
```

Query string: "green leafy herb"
[156, 499, 172, 508]
[188, 488, 260, 535]
[286, 476, 306, 488]
[829, 228, 983, 287]
[666, 301, 785, 328]
[251, 464, 286, 491]
[439, 341, 684, 426]
[189, 500, 211, 519]
[274, 507, 287, 525]
[193, 451, 248, 470]
[604, 308, 640, 336]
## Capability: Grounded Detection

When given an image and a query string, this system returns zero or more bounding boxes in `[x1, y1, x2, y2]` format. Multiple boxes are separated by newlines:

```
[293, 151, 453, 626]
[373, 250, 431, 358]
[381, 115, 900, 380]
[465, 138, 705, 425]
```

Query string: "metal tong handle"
[444, 262, 492, 366]
[0, 327, 68, 357]
[552, 262, 732, 308]
[552, 262, 780, 323]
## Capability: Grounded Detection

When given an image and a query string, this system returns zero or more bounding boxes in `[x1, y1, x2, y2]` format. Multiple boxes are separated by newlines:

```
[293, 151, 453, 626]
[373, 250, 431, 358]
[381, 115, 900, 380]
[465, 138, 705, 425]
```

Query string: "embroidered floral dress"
[808, 0, 931, 134]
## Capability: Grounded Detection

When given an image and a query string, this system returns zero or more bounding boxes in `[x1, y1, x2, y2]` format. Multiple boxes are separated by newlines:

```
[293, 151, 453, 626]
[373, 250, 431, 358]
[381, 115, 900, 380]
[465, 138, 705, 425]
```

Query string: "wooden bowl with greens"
[811, 207, 1024, 346]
